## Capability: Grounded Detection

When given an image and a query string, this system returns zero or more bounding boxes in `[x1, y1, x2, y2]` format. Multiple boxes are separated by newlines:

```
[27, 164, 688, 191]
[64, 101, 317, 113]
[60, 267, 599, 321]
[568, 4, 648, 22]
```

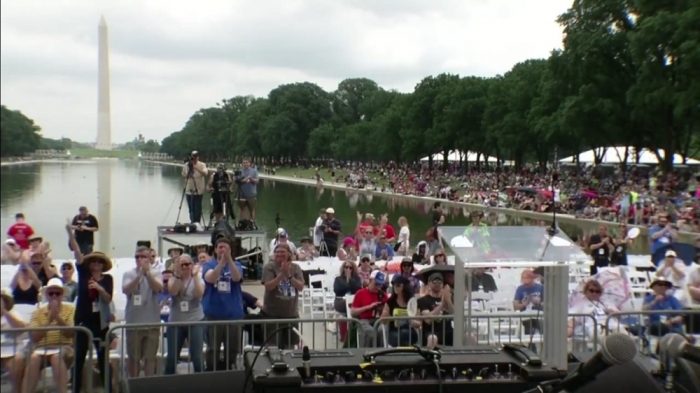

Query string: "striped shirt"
[29, 303, 76, 348]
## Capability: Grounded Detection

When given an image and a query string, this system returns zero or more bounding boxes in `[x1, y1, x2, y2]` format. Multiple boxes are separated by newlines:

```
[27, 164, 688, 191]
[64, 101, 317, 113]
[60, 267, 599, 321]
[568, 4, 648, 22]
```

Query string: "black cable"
[242, 325, 296, 392]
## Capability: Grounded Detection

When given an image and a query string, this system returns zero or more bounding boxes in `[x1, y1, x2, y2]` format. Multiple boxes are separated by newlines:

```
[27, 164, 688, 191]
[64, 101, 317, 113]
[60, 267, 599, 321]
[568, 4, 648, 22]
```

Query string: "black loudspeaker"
[569, 353, 699, 393]
[126, 370, 250, 393]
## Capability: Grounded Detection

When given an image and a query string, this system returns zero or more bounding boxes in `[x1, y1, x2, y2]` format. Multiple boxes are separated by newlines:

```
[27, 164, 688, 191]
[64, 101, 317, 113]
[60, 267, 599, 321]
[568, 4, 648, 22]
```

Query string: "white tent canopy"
[559, 146, 700, 165]
[420, 150, 499, 163]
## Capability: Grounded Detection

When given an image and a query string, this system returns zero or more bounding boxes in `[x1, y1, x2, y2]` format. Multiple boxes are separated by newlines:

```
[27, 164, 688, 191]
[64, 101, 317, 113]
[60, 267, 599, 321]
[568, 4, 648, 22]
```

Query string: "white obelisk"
[96, 15, 112, 150]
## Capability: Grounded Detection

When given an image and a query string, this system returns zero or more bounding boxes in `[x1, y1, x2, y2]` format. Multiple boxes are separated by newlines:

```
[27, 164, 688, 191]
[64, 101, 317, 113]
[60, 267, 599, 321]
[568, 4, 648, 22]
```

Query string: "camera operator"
[207, 163, 233, 223]
[181, 151, 208, 224]
[320, 207, 342, 257]
[236, 158, 259, 222]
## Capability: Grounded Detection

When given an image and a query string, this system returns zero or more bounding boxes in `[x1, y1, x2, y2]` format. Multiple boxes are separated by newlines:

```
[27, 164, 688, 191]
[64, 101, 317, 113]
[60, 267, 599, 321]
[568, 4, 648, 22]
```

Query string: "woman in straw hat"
[11, 278, 75, 393]
[65, 224, 114, 393]
[19, 234, 51, 263]
[1, 287, 27, 375]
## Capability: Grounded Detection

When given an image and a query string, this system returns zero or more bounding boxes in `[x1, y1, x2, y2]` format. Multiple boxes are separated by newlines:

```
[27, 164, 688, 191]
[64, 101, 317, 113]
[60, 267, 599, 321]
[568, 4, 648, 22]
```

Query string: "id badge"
[92, 302, 99, 313]
[616, 246, 623, 253]
[180, 301, 189, 312]
[217, 280, 231, 293]
[598, 249, 604, 255]
[594, 307, 605, 316]
[478, 285, 484, 291]
[133, 295, 142, 306]
[659, 315, 668, 323]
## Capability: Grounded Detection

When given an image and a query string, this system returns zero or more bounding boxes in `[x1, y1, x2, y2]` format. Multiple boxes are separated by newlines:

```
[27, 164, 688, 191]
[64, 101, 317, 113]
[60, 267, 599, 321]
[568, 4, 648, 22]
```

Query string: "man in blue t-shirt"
[643, 278, 694, 344]
[647, 215, 678, 255]
[513, 270, 544, 350]
[202, 238, 244, 371]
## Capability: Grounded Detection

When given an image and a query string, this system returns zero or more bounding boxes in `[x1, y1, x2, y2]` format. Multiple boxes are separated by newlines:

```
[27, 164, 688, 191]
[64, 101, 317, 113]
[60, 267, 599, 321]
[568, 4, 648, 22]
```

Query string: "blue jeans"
[164, 324, 205, 375]
[388, 328, 418, 347]
[186, 194, 203, 223]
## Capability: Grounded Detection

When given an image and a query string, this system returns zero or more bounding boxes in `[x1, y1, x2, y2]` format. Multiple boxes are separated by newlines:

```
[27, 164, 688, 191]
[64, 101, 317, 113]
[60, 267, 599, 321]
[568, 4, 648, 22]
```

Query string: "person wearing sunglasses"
[333, 261, 362, 344]
[567, 279, 621, 348]
[60, 262, 78, 303]
[165, 254, 205, 375]
[10, 278, 75, 393]
[10, 251, 57, 305]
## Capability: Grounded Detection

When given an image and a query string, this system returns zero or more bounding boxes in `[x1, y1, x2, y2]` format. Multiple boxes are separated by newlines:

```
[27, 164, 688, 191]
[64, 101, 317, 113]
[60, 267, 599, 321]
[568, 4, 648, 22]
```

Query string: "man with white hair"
[320, 208, 342, 257]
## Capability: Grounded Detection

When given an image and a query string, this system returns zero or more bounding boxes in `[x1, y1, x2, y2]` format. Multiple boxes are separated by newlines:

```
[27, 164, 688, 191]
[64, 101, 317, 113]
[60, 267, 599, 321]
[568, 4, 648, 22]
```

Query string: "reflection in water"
[96, 161, 112, 253]
[0, 165, 41, 208]
[1, 161, 655, 258]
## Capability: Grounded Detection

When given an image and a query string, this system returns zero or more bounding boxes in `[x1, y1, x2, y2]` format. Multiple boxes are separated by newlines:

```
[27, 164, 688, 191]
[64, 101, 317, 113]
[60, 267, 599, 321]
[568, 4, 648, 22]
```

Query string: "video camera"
[233, 169, 244, 185]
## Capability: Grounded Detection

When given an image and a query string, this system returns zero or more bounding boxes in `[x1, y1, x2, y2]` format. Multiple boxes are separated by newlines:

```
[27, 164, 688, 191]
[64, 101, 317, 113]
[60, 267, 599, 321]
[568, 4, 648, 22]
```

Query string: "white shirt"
[686, 265, 700, 305]
[313, 217, 324, 247]
[398, 226, 410, 253]
[656, 259, 688, 303]
[569, 300, 619, 338]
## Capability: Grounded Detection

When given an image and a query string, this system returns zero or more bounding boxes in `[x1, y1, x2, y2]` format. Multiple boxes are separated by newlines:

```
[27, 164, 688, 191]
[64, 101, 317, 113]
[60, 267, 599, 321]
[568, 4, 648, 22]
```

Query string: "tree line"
[1, 105, 43, 157]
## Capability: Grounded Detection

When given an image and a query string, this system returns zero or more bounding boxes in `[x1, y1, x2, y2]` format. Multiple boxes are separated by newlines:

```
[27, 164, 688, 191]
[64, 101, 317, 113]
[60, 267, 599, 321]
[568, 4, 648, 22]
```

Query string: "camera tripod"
[175, 164, 204, 226]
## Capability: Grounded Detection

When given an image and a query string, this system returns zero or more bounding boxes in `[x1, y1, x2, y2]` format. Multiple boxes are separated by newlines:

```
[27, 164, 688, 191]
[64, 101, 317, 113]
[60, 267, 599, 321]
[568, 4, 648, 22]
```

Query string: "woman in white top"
[567, 280, 622, 350]
[397, 217, 410, 256]
[1, 287, 27, 386]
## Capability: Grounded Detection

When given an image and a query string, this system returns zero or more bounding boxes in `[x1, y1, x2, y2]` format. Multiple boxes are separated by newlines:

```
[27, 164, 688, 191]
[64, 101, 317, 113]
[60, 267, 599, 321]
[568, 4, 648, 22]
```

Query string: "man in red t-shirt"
[351, 270, 388, 347]
[6, 213, 34, 250]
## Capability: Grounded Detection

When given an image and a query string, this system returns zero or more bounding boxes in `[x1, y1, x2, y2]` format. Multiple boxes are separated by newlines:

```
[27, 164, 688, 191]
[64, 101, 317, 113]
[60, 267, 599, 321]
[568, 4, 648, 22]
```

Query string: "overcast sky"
[1, 0, 567, 144]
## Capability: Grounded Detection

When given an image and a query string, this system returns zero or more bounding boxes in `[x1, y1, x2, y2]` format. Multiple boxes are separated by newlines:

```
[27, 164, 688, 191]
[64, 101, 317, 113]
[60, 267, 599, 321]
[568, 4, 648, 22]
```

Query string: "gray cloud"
[0, 0, 567, 143]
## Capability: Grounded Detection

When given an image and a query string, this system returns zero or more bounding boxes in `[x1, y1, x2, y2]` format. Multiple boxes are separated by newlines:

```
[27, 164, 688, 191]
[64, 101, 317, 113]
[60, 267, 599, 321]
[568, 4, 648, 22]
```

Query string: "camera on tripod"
[183, 154, 196, 172]
[233, 170, 244, 185]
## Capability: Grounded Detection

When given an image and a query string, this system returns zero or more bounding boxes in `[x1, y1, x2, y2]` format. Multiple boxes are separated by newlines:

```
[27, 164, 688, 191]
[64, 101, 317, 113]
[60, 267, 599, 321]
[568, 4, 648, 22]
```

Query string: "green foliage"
[1, 105, 42, 157]
[159, 1, 698, 170]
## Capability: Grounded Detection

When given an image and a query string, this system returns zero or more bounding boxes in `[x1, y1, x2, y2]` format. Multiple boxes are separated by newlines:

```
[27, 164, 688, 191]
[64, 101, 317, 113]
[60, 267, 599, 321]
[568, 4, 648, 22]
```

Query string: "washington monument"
[96, 15, 112, 150]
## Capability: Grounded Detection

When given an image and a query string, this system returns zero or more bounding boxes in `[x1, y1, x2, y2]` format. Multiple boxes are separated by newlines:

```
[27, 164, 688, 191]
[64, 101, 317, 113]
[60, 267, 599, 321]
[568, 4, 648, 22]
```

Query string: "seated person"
[393, 258, 421, 295]
[382, 276, 420, 347]
[513, 269, 543, 336]
[468, 267, 498, 292]
[411, 241, 430, 264]
[357, 255, 374, 285]
[159, 269, 173, 322]
[1, 288, 27, 376]
[11, 279, 75, 393]
[351, 271, 388, 347]
[374, 236, 394, 261]
[568, 279, 622, 349]
[296, 237, 319, 261]
[417, 273, 454, 347]
[643, 278, 695, 344]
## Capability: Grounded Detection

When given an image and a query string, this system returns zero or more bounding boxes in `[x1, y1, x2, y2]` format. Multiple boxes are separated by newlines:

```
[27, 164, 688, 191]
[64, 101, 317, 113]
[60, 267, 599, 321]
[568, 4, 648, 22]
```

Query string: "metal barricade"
[2, 326, 95, 393]
[104, 317, 361, 390]
[371, 312, 599, 350]
[604, 309, 700, 353]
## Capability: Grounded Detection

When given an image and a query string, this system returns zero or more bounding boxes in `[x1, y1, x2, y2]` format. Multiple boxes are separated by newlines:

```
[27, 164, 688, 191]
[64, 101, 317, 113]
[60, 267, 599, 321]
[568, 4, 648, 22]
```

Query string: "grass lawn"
[70, 149, 138, 158]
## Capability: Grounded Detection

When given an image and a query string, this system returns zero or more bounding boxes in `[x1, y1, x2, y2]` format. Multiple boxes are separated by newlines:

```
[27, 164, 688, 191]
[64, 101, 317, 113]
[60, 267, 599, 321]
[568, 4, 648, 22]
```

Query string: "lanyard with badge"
[133, 275, 145, 307]
[179, 278, 193, 312]
[218, 268, 231, 293]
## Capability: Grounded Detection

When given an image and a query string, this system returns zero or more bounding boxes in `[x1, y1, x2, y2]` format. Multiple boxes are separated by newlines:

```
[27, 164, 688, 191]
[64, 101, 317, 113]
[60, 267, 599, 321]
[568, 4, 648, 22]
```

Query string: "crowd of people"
[1, 198, 699, 392]
[278, 161, 700, 233]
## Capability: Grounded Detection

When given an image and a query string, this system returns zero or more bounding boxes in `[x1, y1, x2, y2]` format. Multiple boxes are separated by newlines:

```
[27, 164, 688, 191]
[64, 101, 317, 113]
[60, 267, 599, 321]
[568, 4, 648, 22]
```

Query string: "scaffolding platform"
[155, 226, 269, 260]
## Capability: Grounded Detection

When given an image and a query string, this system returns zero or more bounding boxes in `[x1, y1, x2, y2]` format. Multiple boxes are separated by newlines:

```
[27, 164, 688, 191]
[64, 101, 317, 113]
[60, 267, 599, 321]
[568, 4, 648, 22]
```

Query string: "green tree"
[158, 0, 699, 172]
[0, 106, 42, 157]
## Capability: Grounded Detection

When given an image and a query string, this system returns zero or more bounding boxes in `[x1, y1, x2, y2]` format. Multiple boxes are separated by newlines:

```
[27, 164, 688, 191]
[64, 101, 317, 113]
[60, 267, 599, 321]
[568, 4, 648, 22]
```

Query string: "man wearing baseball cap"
[654, 249, 688, 303]
[181, 150, 208, 225]
[320, 208, 341, 257]
[351, 270, 388, 347]
[417, 272, 454, 346]
[268, 229, 297, 258]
